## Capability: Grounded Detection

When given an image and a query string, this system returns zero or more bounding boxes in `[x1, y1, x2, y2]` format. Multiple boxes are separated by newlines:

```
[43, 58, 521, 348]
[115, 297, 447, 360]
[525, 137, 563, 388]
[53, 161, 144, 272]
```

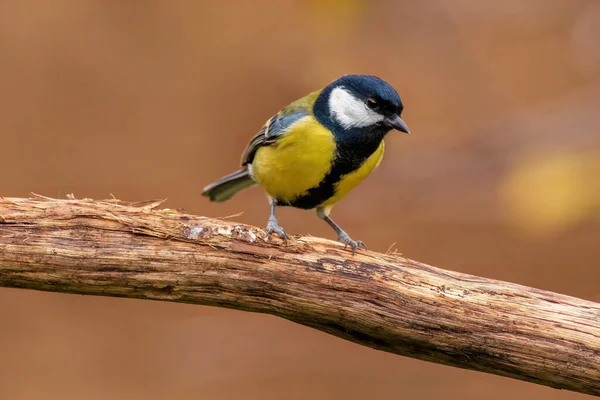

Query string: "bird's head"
[314, 74, 410, 136]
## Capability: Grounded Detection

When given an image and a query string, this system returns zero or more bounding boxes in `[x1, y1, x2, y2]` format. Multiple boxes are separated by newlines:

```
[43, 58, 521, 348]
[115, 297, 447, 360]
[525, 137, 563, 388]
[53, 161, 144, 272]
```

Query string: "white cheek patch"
[329, 87, 384, 129]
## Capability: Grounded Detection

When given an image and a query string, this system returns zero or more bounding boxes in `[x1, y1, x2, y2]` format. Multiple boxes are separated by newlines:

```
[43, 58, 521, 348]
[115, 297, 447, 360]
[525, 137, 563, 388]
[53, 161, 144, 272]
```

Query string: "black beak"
[385, 114, 410, 134]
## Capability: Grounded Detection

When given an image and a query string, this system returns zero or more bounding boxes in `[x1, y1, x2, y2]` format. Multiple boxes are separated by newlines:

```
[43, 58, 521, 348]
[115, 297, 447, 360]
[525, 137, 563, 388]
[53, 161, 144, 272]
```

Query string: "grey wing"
[240, 109, 309, 165]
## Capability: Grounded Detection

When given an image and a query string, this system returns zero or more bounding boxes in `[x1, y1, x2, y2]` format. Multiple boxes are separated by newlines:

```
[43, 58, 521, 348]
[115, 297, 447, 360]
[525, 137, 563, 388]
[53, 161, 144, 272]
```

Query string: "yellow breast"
[319, 140, 385, 208]
[251, 117, 336, 202]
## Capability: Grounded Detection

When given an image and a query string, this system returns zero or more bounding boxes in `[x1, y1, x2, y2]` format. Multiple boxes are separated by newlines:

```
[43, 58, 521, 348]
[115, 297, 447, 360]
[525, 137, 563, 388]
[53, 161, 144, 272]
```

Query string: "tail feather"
[202, 167, 256, 202]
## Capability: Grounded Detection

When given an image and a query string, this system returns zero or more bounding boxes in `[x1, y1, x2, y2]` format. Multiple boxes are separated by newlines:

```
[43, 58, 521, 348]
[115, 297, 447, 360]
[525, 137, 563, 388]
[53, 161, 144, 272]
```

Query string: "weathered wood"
[0, 195, 599, 396]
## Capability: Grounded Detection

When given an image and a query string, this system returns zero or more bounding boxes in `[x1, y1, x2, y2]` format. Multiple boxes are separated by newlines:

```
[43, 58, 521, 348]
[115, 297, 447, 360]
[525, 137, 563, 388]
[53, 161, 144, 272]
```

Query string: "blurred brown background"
[1, 1, 599, 399]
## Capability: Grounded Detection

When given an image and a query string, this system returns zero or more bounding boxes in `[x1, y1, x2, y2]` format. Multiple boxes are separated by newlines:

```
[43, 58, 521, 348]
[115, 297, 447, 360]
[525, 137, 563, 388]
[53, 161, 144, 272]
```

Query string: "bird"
[202, 74, 409, 253]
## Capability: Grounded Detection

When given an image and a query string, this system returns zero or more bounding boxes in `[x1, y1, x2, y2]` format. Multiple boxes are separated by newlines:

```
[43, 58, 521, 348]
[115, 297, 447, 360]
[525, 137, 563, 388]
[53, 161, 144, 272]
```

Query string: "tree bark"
[0, 195, 599, 396]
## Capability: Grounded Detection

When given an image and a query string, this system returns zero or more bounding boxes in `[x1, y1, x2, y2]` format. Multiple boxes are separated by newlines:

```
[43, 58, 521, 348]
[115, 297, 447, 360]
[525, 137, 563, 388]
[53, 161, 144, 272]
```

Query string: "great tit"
[202, 74, 409, 252]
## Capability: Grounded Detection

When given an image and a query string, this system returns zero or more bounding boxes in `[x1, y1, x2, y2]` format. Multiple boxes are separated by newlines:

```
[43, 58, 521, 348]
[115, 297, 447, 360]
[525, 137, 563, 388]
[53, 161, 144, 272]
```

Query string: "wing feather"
[240, 89, 321, 165]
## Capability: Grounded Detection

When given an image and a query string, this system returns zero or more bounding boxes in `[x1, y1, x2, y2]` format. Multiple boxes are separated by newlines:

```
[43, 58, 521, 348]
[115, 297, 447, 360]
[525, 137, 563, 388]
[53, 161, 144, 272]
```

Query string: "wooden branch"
[0, 196, 599, 396]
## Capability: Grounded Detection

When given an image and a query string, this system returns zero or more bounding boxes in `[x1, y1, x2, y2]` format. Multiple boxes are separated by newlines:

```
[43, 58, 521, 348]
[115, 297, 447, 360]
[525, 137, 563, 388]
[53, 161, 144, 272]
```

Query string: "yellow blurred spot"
[306, 0, 368, 35]
[502, 150, 600, 235]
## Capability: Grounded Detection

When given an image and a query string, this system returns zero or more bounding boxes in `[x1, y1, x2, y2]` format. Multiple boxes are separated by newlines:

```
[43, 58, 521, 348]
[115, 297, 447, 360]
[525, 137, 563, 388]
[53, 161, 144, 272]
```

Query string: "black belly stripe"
[278, 134, 385, 210]
[279, 159, 347, 209]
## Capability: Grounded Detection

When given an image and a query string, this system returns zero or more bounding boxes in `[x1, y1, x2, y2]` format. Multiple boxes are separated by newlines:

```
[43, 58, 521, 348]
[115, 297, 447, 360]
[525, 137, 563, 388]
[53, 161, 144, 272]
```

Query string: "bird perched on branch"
[202, 74, 410, 253]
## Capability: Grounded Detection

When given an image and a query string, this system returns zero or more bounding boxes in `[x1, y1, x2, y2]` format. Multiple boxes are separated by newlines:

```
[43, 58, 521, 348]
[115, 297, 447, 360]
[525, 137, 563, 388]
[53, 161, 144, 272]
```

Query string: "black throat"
[278, 88, 389, 210]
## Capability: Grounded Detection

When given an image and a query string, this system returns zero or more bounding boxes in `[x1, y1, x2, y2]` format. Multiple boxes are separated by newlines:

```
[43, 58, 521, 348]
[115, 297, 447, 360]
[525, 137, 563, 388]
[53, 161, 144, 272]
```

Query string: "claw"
[266, 219, 288, 244]
[338, 233, 367, 255]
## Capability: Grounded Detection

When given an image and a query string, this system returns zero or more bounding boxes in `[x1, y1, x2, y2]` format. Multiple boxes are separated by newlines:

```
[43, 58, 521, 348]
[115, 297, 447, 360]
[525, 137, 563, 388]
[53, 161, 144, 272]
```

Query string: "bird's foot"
[266, 218, 288, 243]
[337, 232, 367, 255]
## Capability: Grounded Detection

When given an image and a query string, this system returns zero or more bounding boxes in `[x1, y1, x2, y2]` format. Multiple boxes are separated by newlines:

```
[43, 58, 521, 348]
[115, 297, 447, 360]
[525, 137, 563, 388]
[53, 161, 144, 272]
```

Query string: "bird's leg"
[316, 207, 366, 254]
[266, 198, 288, 243]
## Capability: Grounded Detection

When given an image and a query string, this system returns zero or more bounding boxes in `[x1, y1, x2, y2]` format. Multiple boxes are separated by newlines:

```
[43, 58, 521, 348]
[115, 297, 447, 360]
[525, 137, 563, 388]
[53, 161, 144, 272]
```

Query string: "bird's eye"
[365, 98, 380, 110]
